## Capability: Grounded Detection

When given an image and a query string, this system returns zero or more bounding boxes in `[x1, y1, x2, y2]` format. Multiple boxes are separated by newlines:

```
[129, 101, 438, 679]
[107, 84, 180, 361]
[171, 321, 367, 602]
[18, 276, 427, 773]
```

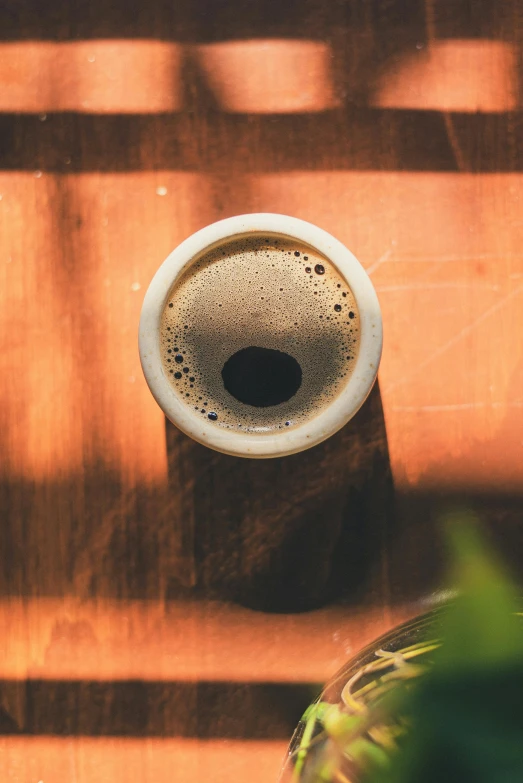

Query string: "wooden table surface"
[1, 0, 523, 780]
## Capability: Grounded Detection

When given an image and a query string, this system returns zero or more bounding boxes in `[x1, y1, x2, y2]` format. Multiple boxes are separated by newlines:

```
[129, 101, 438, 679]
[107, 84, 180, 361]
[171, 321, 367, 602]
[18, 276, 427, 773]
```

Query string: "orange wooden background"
[1, 0, 523, 780]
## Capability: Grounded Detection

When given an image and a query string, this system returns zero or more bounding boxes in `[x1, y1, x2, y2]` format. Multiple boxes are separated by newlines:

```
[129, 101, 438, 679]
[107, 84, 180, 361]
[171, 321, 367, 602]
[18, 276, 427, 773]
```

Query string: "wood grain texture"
[0, 600, 413, 682]
[1, 0, 523, 780]
[0, 737, 288, 783]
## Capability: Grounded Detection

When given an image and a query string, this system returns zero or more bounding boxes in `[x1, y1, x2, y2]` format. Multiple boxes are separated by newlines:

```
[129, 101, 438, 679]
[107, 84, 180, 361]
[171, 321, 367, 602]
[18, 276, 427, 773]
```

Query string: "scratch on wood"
[366, 248, 392, 276]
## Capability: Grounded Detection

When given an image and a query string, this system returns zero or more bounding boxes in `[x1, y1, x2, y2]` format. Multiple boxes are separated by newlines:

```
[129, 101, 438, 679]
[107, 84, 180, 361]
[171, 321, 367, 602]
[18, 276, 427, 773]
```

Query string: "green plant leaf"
[360, 513, 523, 783]
[437, 511, 523, 671]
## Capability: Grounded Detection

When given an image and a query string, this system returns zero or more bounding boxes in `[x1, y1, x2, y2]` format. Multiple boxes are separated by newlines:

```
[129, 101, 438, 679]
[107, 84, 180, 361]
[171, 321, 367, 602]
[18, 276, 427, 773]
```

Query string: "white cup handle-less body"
[139, 213, 382, 458]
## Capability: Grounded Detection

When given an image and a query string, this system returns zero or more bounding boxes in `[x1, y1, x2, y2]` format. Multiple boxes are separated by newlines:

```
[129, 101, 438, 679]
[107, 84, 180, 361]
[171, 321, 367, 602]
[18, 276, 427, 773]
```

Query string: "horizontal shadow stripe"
[1, 109, 522, 173]
[0, 679, 318, 738]
[0, 0, 509, 41]
[0, 1, 425, 42]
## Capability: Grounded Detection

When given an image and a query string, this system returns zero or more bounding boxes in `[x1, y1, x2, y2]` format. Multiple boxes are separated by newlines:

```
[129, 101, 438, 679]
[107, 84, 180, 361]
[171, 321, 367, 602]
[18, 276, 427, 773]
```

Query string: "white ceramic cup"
[139, 213, 382, 458]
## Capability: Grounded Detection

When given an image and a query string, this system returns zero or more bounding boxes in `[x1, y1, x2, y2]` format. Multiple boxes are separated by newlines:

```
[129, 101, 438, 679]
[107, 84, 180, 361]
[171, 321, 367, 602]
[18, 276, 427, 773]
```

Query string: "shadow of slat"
[0, 0, 424, 42]
[0, 679, 315, 738]
[2, 0, 516, 42]
[3, 110, 522, 172]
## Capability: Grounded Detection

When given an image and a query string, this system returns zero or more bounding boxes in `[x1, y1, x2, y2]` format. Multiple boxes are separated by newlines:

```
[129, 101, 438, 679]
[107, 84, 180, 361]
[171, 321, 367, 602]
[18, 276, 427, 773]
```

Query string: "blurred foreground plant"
[286, 512, 523, 783]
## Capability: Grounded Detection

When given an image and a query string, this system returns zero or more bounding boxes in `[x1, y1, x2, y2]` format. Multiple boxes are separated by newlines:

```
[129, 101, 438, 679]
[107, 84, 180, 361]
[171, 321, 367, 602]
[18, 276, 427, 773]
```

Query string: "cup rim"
[139, 213, 382, 458]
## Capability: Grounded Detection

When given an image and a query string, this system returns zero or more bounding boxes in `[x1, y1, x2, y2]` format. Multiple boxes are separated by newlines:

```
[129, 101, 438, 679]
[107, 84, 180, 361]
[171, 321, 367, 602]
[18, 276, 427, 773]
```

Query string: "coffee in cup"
[139, 214, 381, 458]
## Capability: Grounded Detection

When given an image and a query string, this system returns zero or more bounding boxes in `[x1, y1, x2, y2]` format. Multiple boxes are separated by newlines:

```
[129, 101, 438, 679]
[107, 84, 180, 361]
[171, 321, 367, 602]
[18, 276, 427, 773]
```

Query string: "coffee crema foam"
[160, 234, 360, 433]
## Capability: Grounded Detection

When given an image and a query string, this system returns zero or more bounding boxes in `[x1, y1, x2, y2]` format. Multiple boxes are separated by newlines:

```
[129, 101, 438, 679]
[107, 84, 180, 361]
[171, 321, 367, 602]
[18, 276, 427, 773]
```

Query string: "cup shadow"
[165, 380, 394, 613]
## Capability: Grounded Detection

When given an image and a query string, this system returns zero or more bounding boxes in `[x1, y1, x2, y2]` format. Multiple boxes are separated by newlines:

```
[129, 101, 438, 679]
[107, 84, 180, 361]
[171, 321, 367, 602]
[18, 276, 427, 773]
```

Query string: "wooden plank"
[0, 42, 184, 113]
[2, 171, 522, 495]
[0, 737, 287, 783]
[0, 599, 412, 682]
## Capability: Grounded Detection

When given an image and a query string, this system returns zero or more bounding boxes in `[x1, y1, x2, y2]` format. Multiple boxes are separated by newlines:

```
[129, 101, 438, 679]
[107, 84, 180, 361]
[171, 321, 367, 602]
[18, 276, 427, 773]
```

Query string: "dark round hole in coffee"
[221, 346, 302, 407]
